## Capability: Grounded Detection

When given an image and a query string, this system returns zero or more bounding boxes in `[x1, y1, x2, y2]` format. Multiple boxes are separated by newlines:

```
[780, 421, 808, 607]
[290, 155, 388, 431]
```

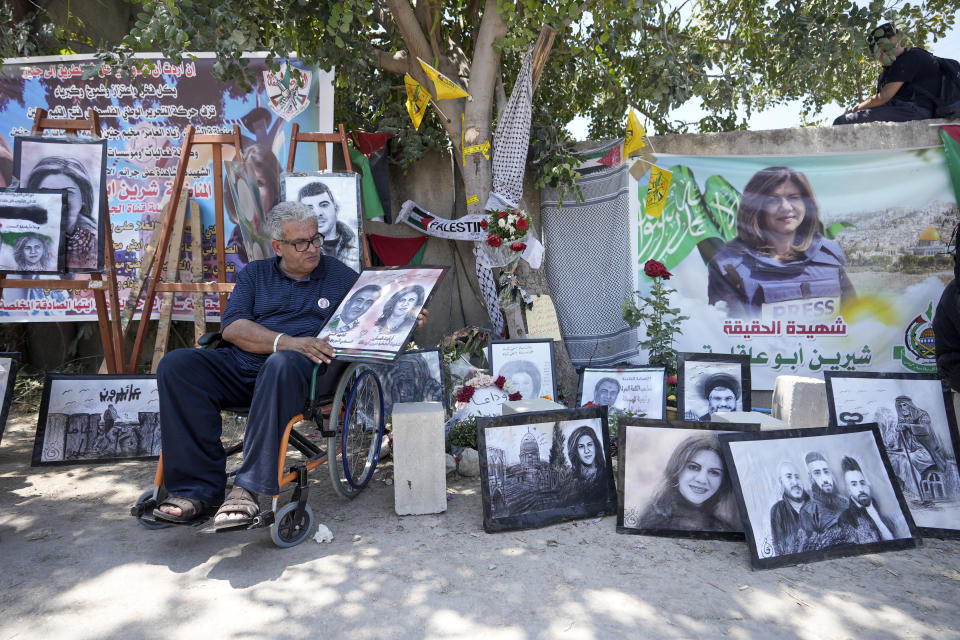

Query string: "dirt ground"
[2, 409, 960, 640]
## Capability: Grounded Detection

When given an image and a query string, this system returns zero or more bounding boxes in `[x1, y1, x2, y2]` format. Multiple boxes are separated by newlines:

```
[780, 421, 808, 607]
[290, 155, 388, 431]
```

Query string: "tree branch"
[377, 49, 409, 75]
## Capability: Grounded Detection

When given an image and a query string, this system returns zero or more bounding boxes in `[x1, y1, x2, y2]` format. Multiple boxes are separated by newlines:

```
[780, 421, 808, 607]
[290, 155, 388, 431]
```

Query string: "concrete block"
[501, 399, 565, 415]
[392, 402, 447, 516]
[710, 411, 790, 430]
[771, 376, 829, 428]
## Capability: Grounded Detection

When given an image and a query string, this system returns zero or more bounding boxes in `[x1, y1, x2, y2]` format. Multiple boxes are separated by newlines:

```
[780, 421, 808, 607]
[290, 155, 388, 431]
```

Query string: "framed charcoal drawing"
[33, 374, 161, 465]
[578, 366, 666, 419]
[617, 417, 758, 540]
[13, 136, 107, 273]
[280, 171, 363, 273]
[824, 371, 960, 538]
[477, 406, 616, 532]
[317, 266, 447, 362]
[369, 348, 445, 417]
[0, 353, 20, 446]
[0, 190, 68, 274]
[677, 352, 751, 422]
[488, 339, 556, 402]
[719, 425, 918, 570]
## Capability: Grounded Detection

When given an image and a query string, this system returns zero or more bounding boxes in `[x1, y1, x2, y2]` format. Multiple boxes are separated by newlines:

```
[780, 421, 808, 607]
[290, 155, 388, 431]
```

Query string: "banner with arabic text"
[0, 53, 333, 321]
[632, 147, 958, 389]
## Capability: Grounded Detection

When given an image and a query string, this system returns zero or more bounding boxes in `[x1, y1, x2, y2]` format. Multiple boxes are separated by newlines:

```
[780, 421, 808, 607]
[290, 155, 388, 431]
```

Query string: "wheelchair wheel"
[270, 501, 315, 548]
[327, 364, 384, 499]
[135, 488, 171, 530]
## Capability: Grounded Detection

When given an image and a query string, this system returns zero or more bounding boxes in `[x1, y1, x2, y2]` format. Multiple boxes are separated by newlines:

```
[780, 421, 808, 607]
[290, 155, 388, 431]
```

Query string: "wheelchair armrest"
[198, 332, 237, 349]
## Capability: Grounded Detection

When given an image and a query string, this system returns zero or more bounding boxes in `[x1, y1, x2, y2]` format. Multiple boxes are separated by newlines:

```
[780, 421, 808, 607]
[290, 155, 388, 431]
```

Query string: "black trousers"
[156, 348, 345, 504]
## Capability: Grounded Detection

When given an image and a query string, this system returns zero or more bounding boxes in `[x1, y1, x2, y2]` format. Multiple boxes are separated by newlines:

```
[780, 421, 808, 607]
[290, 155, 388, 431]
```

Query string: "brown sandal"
[213, 486, 260, 531]
[153, 495, 213, 524]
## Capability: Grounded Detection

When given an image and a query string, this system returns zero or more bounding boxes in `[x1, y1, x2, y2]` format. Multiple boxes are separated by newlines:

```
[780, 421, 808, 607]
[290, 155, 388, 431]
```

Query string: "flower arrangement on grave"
[454, 374, 522, 404]
[622, 260, 689, 393]
[481, 207, 530, 253]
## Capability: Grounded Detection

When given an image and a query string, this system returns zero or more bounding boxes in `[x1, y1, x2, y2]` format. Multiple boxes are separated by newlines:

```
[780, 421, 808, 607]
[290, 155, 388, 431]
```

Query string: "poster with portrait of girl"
[617, 418, 757, 540]
[13, 137, 107, 273]
[0, 190, 68, 274]
[317, 266, 447, 362]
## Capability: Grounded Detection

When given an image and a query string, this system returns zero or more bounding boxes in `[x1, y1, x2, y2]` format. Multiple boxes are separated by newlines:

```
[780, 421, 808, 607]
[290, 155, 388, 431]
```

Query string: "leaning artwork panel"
[0, 353, 20, 446]
[478, 406, 616, 532]
[0, 190, 68, 274]
[824, 372, 960, 537]
[369, 348, 445, 416]
[720, 426, 917, 569]
[32, 374, 161, 465]
[280, 172, 362, 273]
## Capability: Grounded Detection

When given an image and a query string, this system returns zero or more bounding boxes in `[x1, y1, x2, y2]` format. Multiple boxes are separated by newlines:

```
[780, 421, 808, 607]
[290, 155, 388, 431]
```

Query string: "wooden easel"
[126, 125, 242, 372]
[0, 108, 125, 373]
[286, 124, 372, 268]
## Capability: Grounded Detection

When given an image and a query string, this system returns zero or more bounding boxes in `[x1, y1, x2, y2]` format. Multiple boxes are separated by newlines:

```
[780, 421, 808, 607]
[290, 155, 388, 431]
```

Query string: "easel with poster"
[285, 123, 373, 269]
[0, 108, 125, 372]
[126, 125, 243, 372]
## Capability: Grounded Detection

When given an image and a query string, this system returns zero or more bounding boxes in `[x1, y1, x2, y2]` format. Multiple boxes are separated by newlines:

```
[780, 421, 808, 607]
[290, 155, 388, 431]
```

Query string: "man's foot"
[213, 486, 260, 531]
[153, 495, 212, 524]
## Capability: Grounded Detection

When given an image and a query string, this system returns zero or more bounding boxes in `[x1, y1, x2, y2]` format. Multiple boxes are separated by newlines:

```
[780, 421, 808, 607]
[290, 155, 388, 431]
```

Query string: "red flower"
[486, 234, 502, 247]
[644, 259, 672, 279]
[516, 218, 529, 230]
[510, 241, 527, 252]
[497, 211, 508, 219]
[494, 375, 506, 389]
[456, 386, 475, 403]
[585, 401, 595, 407]
[508, 392, 522, 401]
[480, 219, 488, 230]
[666, 375, 677, 385]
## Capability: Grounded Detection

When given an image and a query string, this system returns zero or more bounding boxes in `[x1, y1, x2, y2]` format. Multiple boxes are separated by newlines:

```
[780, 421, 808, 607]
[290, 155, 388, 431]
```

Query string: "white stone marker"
[771, 375, 829, 428]
[501, 398, 565, 415]
[392, 402, 446, 515]
[710, 410, 790, 430]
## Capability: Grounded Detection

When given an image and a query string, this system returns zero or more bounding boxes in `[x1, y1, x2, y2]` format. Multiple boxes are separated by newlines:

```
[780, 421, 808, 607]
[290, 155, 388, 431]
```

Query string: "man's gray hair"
[265, 201, 318, 241]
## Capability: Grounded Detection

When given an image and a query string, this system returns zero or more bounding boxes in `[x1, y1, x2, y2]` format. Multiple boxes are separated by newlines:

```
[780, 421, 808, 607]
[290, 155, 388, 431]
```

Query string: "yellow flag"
[645, 165, 672, 219]
[405, 74, 431, 130]
[624, 109, 647, 157]
[418, 58, 471, 100]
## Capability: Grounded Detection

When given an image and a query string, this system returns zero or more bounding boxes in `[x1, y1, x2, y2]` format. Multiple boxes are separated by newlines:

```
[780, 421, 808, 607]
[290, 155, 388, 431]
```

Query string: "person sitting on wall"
[833, 23, 941, 125]
[152, 202, 425, 529]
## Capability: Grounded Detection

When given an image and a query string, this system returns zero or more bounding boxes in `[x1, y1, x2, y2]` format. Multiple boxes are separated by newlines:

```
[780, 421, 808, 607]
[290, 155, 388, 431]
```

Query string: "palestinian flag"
[941, 125, 960, 207]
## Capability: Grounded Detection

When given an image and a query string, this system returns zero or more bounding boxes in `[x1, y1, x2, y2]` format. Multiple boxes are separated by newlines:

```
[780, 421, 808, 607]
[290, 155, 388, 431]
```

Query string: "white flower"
[498, 218, 507, 228]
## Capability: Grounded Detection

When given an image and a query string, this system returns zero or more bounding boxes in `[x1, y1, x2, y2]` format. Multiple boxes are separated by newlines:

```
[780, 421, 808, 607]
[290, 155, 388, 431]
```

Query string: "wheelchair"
[130, 333, 386, 547]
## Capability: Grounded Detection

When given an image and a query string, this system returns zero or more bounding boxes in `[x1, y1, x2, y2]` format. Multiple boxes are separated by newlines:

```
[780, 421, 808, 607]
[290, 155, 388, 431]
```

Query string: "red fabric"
[943, 125, 960, 145]
[368, 234, 428, 266]
[598, 144, 621, 168]
[350, 132, 394, 157]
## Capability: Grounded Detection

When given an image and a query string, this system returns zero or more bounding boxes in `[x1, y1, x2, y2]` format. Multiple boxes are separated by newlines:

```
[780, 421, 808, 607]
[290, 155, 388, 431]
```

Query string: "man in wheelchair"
[153, 202, 363, 529]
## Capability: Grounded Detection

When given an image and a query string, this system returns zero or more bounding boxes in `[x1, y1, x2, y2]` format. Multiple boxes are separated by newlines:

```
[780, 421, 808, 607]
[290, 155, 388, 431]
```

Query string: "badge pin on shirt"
[317, 298, 330, 309]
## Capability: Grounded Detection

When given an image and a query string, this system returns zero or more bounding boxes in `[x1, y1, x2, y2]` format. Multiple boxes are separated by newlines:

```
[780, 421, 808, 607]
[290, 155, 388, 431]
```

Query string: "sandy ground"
[2, 409, 960, 640]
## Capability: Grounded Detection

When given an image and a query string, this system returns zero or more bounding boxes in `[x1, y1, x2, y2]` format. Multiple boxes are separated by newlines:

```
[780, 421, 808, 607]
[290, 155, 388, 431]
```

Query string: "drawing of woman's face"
[37, 174, 83, 231]
[511, 372, 535, 400]
[576, 433, 596, 466]
[760, 180, 806, 237]
[23, 237, 44, 265]
[677, 448, 723, 505]
[394, 292, 418, 318]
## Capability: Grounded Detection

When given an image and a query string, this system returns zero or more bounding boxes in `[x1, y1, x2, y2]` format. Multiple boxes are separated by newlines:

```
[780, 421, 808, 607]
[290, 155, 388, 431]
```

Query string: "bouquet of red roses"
[482, 207, 530, 253]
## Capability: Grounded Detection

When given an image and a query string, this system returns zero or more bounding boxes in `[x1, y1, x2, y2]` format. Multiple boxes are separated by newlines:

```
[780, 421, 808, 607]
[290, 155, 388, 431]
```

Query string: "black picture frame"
[33, 374, 161, 466]
[576, 366, 666, 419]
[677, 352, 752, 421]
[617, 417, 759, 540]
[0, 189, 69, 274]
[12, 136, 108, 273]
[824, 371, 960, 538]
[0, 352, 20, 446]
[317, 265, 448, 363]
[477, 405, 616, 532]
[280, 171, 364, 274]
[487, 338, 557, 402]
[719, 425, 919, 570]
[369, 347, 446, 416]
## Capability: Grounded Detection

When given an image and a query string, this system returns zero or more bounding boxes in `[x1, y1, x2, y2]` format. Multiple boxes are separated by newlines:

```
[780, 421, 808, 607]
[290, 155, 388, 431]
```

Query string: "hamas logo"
[892, 301, 937, 373]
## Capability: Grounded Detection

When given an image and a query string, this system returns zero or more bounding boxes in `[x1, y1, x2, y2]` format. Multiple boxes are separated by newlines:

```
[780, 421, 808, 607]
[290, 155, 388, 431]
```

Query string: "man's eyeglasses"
[279, 234, 324, 252]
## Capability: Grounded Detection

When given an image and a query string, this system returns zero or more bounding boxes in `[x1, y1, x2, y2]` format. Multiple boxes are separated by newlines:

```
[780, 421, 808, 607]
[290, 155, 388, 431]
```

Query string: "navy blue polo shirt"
[221, 255, 359, 373]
